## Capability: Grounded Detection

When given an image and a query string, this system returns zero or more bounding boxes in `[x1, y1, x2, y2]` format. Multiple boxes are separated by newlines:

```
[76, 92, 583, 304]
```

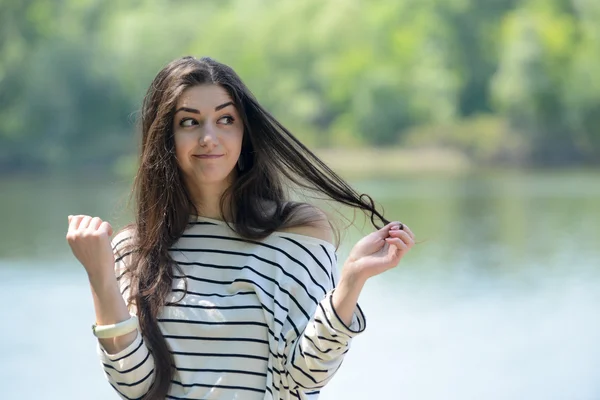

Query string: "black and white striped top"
[98, 216, 366, 400]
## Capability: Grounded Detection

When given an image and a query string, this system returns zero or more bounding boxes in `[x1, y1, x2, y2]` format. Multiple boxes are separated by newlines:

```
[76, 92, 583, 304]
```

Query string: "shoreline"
[314, 147, 472, 178]
[1, 148, 598, 180]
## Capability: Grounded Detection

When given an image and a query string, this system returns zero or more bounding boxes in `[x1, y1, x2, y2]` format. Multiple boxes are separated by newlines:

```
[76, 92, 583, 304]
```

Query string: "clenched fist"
[66, 215, 115, 282]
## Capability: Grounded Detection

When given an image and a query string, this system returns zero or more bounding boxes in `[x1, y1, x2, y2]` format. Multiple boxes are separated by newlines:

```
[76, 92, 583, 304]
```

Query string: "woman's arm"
[332, 221, 415, 325]
[90, 271, 138, 354]
[67, 216, 155, 399]
[330, 272, 365, 326]
[283, 209, 414, 327]
[280, 210, 414, 391]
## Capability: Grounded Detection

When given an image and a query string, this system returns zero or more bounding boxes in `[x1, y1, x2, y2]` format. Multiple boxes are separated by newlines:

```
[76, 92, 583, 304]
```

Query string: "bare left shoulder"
[279, 204, 334, 245]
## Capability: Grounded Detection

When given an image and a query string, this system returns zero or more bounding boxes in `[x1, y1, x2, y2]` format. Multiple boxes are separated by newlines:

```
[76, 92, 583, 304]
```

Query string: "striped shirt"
[98, 216, 366, 400]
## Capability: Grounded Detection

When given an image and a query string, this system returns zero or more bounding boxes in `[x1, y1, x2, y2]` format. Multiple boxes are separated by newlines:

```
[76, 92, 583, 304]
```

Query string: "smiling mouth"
[193, 154, 224, 159]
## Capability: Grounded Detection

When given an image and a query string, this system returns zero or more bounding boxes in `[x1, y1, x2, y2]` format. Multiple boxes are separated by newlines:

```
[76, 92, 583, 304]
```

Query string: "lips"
[193, 154, 223, 159]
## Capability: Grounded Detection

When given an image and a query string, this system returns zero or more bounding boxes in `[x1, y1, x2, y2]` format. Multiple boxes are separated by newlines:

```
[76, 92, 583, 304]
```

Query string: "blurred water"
[1, 171, 599, 400]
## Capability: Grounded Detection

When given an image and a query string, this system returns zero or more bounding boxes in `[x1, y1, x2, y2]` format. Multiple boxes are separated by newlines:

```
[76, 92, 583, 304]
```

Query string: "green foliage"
[403, 115, 526, 164]
[0, 0, 598, 172]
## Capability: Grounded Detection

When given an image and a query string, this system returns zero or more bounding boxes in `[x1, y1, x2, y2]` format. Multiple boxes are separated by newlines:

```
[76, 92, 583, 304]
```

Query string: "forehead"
[176, 84, 234, 110]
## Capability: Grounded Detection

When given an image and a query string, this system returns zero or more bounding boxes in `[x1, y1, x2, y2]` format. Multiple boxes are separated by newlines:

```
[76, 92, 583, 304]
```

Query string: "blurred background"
[1, 0, 599, 399]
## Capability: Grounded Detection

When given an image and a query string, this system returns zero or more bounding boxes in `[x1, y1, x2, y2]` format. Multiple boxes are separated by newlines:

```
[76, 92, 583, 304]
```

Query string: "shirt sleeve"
[283, 241, 367, 391]
[95, 230, 156, 399]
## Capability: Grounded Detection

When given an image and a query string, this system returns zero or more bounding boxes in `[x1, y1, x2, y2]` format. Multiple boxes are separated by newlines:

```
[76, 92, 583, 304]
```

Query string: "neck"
[187, 180, 233, 222]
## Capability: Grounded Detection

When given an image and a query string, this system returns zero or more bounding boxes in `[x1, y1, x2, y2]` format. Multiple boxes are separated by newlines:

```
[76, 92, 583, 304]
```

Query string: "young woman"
[66, 56, 415, 400]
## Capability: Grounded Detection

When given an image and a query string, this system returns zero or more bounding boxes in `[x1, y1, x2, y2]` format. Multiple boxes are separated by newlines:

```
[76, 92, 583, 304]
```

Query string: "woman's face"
[173, 84, 244, 190]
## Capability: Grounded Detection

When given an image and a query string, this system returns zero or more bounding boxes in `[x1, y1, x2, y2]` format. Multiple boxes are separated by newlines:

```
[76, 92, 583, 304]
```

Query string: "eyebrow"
[174, 101, 235, 115]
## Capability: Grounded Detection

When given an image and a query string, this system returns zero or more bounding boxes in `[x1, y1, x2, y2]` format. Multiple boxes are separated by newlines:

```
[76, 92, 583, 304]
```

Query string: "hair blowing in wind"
[121, 56, 390, 399]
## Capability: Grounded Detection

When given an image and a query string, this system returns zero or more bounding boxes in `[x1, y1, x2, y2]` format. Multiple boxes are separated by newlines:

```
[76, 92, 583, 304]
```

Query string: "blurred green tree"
[0, 0, 598, 172]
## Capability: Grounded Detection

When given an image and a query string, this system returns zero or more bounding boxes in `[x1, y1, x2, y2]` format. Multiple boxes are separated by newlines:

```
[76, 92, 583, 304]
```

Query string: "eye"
[218, 115, 235, 125]
[180, 118, 198, 127]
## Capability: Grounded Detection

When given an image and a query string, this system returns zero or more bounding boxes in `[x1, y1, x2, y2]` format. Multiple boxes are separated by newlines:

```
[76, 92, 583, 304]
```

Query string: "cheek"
[174, 134, 194, 164]
[228, 128, 244, 153]
[174, 131, 195, 148]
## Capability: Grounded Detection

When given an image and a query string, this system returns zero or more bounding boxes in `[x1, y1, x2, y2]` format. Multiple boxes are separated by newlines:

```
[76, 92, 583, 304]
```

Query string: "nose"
[199, 125, 217, 148]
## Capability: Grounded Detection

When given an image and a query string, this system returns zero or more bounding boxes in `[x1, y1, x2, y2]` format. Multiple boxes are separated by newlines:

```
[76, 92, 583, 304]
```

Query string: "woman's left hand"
[343, 221, 415, 281]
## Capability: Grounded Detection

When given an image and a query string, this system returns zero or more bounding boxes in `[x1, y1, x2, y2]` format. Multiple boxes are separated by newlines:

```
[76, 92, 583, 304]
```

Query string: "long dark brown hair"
[122, 56, 389, 399]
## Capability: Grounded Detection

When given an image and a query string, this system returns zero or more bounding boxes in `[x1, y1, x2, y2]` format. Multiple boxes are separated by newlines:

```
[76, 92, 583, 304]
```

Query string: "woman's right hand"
[67, 215, 136, 353]
[66, 215, 115, 282]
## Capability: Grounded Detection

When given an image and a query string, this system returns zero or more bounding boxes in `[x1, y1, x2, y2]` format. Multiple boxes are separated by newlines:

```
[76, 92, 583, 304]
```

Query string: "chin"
[194, 170, 237, 185]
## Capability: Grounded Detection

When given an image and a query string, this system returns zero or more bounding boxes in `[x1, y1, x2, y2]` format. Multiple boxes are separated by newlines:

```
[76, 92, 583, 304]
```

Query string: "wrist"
[88, 271, 119, 297]
[332, 267, 366, 328]
[341, 261, 369, 286]
[337, 270, 367, 298]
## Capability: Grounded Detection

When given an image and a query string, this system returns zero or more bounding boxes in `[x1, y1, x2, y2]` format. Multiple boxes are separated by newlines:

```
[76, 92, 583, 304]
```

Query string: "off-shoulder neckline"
[190, 215, 337, 252]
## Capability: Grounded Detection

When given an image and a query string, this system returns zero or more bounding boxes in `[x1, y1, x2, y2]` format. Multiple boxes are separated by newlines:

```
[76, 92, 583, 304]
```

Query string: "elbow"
[110, 370, 154, 400]
[106, 368, 154, 400]
[286, 353, 332, 391]
[103, 359, 155, 399]
[287, 369, 328, 391]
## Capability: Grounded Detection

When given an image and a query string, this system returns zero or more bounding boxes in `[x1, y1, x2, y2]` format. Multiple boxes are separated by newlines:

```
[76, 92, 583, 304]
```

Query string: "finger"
[388, 229, 414, 246]
[402, 224, 415, 240]
[376, 221, 402, 239]
[77, 216, 92, 230]
[389, 220, 406, 232]
[385, 237, 408, 252]
[68, 215, 85, 232]
[88, 217, 103, 231]
[99, 221, 113, 237]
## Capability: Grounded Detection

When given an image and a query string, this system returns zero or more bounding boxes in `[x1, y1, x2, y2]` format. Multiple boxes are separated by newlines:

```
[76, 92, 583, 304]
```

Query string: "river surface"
[1, 170, 599, 399]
